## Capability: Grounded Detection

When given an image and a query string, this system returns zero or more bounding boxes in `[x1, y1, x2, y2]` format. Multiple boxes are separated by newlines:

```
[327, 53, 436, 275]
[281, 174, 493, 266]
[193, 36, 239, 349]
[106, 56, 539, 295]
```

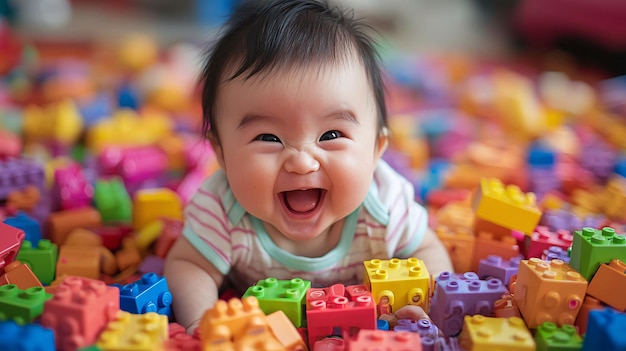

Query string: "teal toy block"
[16, 239, 58, 285]
[570, 227, 626, 281]
[535, 322, 583, 351]
[242, 277, 311, 327]
[93, 177, 132, 224]
[0, 284, 52, 325]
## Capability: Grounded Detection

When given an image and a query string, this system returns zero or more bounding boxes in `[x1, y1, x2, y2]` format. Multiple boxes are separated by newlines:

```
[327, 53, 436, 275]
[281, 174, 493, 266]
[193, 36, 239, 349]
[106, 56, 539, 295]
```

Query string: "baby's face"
[213, 55, 387, 242]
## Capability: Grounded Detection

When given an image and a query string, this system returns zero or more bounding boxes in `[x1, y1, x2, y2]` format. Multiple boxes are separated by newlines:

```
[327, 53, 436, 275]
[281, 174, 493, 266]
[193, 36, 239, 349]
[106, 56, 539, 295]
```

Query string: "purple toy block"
[543, 246, 571, 263]
[579, 137, 618, 181]
[429, 271, 508, 337]
[113, 272, 173, 317]
[138, 255, 165, 276]
[0, 157, 45, 200]
[541, 208, 605, 233]
[477, 255, 521, 286]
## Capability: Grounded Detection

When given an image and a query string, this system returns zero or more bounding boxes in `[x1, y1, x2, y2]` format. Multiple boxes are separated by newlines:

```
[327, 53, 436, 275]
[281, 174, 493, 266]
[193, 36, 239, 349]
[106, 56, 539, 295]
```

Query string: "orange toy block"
[512, 258, 588, 328]
[266, 310, 308, 351]
[586, 259, 626, 311]
[64, 228, 103, 247]
[435, 225, 475, 274]
[0, 261, 42, 289]
[46, 207, 102, 245]
[473, 217, 513, 240]
[471, 232, 519, 273]
[199, 296, 266, 349]
[494, 294, 521, 319]
[472, 178, 542, 234]
[574, 296, 605, 335]
[115, 237, 142, 271]
[56, 245, 101, 279]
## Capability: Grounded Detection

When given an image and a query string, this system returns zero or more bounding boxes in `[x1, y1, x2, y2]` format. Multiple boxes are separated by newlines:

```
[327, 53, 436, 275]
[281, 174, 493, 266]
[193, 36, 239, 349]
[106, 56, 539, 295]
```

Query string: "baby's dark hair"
[199, 0, 388, 144]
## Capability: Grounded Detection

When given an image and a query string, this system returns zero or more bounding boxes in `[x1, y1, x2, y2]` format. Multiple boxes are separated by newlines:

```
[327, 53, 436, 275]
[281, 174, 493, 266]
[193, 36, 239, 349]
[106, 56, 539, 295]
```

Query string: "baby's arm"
[411, 227, 453, 278]
[164, 236, 225, 333]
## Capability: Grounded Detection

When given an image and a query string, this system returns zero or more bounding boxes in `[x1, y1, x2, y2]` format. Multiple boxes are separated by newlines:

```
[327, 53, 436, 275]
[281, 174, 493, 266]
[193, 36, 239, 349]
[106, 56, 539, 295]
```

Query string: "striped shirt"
[183, 160, 428, 291]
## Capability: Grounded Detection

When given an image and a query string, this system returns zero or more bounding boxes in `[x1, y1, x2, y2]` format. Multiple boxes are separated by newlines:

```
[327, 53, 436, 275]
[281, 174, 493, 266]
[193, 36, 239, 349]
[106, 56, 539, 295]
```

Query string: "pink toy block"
[314, 337, 345, 351]
[0, 222, 25, 274]
[347, 330, 421, 351]
[40, 276, 120, 351]
[523, 226, 573, 259]
[306, 284, 377, 347]
[53, 161, 94, 211]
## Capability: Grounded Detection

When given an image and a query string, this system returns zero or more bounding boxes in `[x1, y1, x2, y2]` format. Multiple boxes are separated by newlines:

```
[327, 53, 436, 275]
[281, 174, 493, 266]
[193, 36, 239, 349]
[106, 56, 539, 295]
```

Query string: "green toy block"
[242, 277, 311, 327]
[0, 285, 52, 325]
[570, 227, 626, 281]
[78, 345, 103, 351]
[93, 177, 132, 223]
[534, 322, 582, 351]
[16, 240, 58, 285]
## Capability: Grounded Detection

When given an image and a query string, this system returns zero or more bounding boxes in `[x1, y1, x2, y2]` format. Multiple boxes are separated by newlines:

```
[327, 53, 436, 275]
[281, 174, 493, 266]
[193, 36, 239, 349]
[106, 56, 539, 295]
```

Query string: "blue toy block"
[0, 320, 55, 351]
[3, 211, 42, 244]
[582, 308, 626, 351]
[113, 272, 173, 317]
[377, 319, 389, 330]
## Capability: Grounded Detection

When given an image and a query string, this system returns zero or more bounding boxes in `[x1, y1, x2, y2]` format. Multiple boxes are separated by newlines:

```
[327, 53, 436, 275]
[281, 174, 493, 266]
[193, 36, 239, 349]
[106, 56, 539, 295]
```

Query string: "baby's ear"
[375, 127, 389, 160]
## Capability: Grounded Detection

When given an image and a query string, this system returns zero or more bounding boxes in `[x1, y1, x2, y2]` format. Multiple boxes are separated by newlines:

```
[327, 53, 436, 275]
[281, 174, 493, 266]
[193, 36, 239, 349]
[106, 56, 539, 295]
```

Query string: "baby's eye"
[254, 134, 282, 143]
[319, 130, 343, 141]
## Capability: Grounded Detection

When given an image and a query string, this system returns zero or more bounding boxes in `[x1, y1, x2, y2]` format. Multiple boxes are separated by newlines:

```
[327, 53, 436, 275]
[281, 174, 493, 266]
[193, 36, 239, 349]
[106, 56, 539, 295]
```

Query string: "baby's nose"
[284, 149, 320, 174]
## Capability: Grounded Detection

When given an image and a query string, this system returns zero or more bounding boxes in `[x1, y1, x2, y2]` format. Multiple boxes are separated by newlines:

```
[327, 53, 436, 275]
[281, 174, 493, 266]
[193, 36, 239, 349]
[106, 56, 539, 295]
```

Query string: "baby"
[164, 0, 453, 333]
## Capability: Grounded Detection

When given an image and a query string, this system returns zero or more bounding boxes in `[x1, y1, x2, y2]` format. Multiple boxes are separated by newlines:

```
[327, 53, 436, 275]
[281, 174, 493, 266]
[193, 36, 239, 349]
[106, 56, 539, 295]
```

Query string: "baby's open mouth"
[281, 189, 324, 214]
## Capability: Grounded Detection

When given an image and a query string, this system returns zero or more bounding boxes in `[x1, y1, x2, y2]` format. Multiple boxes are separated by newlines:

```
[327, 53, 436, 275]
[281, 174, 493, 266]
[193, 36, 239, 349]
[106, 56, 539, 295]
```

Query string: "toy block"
[313, 337, 344, 351]
[426, 188, 471, 210]
[86, 225, 133, 251]
[57, 245, 101, 279]
[53, 161, 94, 210]
[164, 323, 200, 351]
[586, 259, 626, 311]
[154, 218, 182, 258]
[101, 246, 118, 276]
[97, 311, 168, 351]
[458, 315, 535, 351]
[99, 146, 169, 189]
[243, 277, 311, 327]
[266, 310, 307, 351]
[347, 330, 421, 350]
[394, 318, 439, 339]
[429, 272, 507, 336]
[474, 216, 513, 240]
[477, 255, 521, 285]
[0, 284, 52, 324]
[570, 227, 626, 281]
[471, 232, 519, 272]
[512, 258, 588, 329]
[231, 315, 286, 351]
[93, 177, 133, 224]
[65, 228, 104, 246]
[0, 260, 42, 289]
[0, 222, 25, 274]
[306, 284, 377, 347]
[524, 226, 573, 259]
[541, 208, 604, 233]
[534, 322, 582, 351]
[574, 296, 605, 335]
[46, 207, 102, 245]
[363, 257, 430, 314]
[0, 320, 55, 351]
[435, 225, 475, 273]
[41, 276, 120, 351]
[132, 188, 182, 231]
[472, 178, 542, 234]
[115, 237, 142, 271]
[435, 200, 475, 230]
[114, 272, 173, 317]
[198, 296, 266, 348]
[494, 294, 521, 319]
[17, 239, 58, 284]
[543, 246, 571, 264]
[138, 255, 164, 275]
[582, 308, 626, 351]
[377, 319, 389, 330]
[4, 210, 42, 243]
[0, 157, 45, 201]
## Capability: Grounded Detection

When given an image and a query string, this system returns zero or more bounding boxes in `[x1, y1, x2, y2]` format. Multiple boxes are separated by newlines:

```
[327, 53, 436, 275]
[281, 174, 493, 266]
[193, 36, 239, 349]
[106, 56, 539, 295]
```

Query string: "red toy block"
[0, 222, 25, 274]
[0, 260, 42, 289]
[41, 276, 120, 351]
[314, 337, 344, 351]
[306, 284, 377, 347]
[84, 224, 133, 251]
[586, 259, 626, 311]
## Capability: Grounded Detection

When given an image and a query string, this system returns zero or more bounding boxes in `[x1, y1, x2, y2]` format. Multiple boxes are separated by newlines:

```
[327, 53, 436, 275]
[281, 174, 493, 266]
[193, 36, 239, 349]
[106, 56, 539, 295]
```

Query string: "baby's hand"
[378, 305, 441, 335]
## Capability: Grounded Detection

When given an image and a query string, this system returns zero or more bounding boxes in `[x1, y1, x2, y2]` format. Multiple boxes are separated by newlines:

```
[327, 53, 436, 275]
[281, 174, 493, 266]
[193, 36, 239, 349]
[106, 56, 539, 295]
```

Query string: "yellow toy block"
[472, 178, 542, 234]
[86, 109, 172, 152]
[97, 311, 168, 351]
[512, 258, 588, 329]
[132, 188, 183, 231]
[459, 315, 535, 351]
[199, 297, 267, 349]
[363, 258, 430, 314]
